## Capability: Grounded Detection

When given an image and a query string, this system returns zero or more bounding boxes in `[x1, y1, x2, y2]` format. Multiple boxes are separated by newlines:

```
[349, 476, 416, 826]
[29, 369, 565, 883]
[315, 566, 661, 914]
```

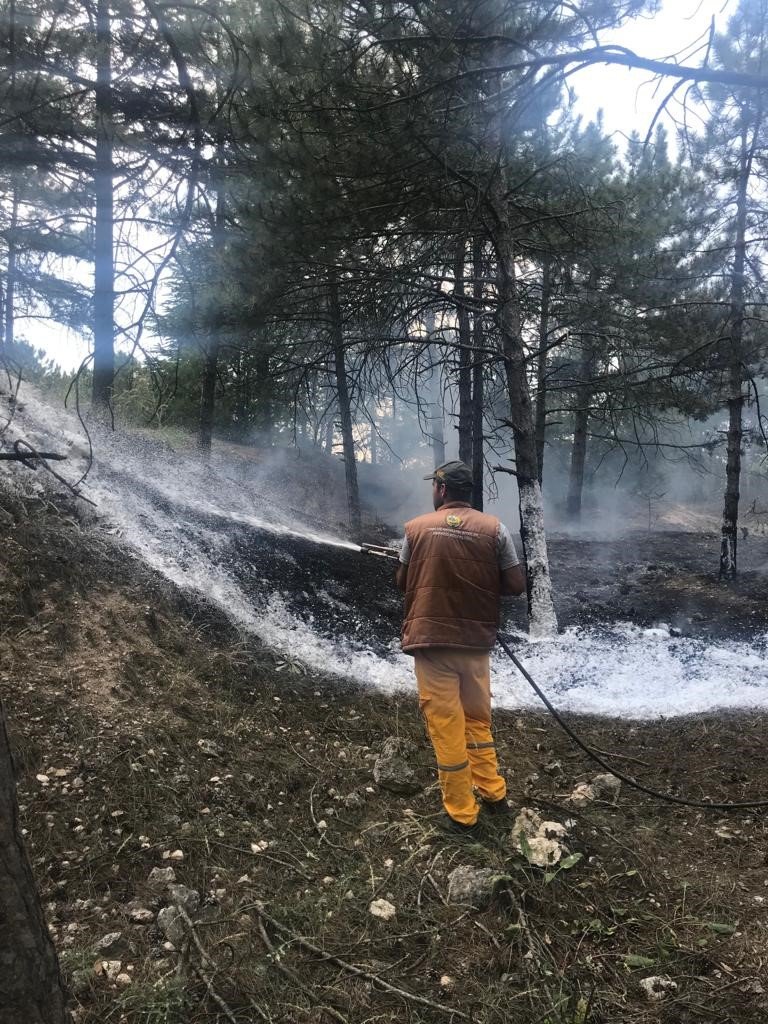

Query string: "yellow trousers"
[413, 648, 506, 825]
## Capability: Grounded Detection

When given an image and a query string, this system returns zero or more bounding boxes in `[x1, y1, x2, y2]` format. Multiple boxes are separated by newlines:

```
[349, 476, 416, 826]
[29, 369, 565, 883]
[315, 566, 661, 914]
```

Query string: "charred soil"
[1, 484, 767, 1024]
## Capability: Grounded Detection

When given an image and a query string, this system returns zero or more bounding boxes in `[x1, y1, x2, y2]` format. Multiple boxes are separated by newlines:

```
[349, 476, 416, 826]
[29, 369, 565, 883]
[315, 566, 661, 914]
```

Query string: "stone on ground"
[447, 866, 501, 909]
[373, 737, 422, 794]
[368, 898, 396, 920]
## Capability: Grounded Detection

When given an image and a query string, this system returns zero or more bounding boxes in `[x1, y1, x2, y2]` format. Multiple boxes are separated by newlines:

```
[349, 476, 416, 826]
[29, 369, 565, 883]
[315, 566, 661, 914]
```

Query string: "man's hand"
[395, 563, 408, 592]
[500, 564, 526, 596]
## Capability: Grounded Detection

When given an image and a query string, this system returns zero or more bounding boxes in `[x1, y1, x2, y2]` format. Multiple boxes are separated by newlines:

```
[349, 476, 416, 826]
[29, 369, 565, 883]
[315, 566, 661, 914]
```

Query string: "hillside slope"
[1, 481, 768, 1024]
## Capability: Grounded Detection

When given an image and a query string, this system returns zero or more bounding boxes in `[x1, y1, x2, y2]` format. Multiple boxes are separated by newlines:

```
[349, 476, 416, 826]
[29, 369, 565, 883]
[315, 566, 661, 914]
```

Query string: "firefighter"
[395, 461, 526, 834]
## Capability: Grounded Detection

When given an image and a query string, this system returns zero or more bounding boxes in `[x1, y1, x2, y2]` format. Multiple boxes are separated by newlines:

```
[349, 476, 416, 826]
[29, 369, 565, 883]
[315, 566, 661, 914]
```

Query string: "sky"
[572, 0, 736, 140]
[29, 0, 737, 373]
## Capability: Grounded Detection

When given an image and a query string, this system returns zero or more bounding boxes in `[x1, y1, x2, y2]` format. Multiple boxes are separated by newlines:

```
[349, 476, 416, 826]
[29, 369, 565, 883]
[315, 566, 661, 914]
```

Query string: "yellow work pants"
[413, 648, 506, 826]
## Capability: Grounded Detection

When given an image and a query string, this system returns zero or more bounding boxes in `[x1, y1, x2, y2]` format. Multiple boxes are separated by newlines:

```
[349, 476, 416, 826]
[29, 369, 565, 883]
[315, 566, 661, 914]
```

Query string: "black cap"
[424, 460, 473, 488]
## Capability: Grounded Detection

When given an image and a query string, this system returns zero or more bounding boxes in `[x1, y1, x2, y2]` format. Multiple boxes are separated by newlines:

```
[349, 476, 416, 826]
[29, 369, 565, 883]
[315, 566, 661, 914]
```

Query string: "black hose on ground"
[498, 633, 768, 811]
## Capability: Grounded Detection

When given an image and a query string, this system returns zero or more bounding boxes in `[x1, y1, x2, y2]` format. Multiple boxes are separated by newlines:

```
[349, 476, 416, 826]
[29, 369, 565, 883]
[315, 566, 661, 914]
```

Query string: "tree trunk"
[471, 236, 484, 510]
[566, 395, 589, 520]
[566, 346, 595, 521]
[198, 335, 220, 450]
[198, 136, 227, 451]
[253, 339, 273, 445]
[0, 702, 71, 1024]
[329, 279, 362, 540]
[492, 187, 557, 637]
[4, 191, 19, 352]
[720, 129, 750, 578]
[324, 402, 335, 454]
[535, 257, 552, 486]
[424, 313, 445, 467]
[369, 414, 377, 464]
[454, 240, 472, 464]
[92, 0, 114, 411]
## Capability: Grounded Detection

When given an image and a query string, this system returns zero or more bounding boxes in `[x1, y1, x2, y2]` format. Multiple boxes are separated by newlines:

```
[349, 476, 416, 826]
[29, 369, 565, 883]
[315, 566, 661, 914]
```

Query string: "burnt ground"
[181, 508, 768, 648]
[1, 481, 768, 1024]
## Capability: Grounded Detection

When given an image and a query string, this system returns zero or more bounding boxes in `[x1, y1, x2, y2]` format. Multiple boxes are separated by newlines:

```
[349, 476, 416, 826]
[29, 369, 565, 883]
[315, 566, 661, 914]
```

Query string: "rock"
[569, 783, 596, 807]
[447, 866, 501, 909]
[373, 737, 422, 795]
[197, 739, 223, 758]
[95, 960, 122, 983]
[94, 932, 125, 956]
[70, 969, 92, 996]
[639, 976, 678, 1001]
[511, 810, 569, 867]
[344, 790, 365, 809]
[512, 808, 543, 839]
[590, 773, 621, 803]
[369, 898, 396, 921]
[168, 884, 200, 916]
[147, 866, 176, 887]
[128, 907, 155, 925]
[520, 836, 563, 867]
[157, 906, 186, 947]
[440, 974, 456, 990]
[116, 973, 132, 988]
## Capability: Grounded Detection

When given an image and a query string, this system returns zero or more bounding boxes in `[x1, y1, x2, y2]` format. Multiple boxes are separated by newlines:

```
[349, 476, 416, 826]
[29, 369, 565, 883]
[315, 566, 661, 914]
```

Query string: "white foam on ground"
[5, 387, 768, 719]
[255, 597, 768, 719]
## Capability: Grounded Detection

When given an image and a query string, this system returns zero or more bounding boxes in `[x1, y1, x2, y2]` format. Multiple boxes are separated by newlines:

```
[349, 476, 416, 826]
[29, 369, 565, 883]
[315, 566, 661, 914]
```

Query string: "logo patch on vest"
[445, 513, 463, 528]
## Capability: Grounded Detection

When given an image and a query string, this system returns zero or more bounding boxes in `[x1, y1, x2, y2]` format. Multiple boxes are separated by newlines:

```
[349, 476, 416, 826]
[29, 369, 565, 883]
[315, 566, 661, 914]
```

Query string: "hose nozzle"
[361, 543, 400, 562]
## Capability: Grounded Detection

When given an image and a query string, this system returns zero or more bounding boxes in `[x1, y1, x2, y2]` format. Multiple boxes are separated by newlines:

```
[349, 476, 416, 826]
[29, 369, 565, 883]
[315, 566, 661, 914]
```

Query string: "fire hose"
[360, 544, 768, 809]
[497, 634, 768, 811]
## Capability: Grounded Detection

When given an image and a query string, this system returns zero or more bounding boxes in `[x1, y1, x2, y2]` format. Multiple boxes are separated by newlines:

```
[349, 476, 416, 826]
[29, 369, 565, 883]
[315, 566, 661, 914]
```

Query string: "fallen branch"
[589, 747, 651, 769]
[252, 902, 470, 1021]
[0, 451, 66, 461]
[176, 905, 239, 1024]
[4, 439, 96, 507]
[255, 914, 348, 1024]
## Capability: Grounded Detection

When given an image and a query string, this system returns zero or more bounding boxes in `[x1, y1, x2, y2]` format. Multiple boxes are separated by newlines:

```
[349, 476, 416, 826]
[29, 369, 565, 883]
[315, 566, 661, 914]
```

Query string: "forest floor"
[1, 481, 768, 1024]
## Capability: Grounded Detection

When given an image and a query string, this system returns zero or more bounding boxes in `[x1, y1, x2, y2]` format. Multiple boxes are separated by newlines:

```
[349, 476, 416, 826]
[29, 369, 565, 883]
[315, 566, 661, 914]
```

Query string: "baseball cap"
[424, 460, 473, 488]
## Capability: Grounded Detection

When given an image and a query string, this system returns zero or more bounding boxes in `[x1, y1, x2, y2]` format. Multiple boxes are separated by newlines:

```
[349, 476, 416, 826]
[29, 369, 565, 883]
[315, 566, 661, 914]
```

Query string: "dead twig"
[255, 914, 348, 1024]
[252, 902, 471, 1021]
[8, 438, 97, 506]
[176, 905, 239, 1024]
[589, 747, 651, 769]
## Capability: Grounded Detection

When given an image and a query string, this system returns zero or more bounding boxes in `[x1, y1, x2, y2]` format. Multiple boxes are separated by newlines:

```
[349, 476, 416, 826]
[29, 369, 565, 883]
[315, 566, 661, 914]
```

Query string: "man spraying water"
[395, 461, 526, 835]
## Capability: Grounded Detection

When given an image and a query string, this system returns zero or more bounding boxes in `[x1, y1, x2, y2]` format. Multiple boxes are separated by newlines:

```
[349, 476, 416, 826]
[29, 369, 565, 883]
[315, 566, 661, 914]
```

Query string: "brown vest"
[401, 502, 501, 653]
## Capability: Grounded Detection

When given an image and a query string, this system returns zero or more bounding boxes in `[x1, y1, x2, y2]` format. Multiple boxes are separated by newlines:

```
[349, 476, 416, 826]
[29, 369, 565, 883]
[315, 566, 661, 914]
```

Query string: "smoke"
[4, 385, 768, 721]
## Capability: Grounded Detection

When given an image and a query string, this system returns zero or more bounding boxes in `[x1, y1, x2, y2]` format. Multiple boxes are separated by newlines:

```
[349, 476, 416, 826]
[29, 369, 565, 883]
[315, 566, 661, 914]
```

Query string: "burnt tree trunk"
[324, 404, 335, 454]
[492, 185, 557, 636]
[329, 279, 362, 540]
[92, 0, 114, 410]
[454, 240, 472, 465]
[253, 341, 273, 445]
[369, 414, 378, 464]
[425, 312, 446, 467]
[4, 192, 18, 352]
[565, 346, 595, 521]
[720, 128, 751, 579]
[471, 236, 484, 510]
[0, 702, 70, 1024]
[534, 257, 552, 486]
[198, 134, 227, 451]
[198, 335, 220, 450]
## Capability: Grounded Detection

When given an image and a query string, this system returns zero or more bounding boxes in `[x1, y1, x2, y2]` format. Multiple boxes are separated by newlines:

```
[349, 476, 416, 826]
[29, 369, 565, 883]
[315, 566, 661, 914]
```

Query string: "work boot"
[481, 797, 512, 817]
[437, 812, 480, 837]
